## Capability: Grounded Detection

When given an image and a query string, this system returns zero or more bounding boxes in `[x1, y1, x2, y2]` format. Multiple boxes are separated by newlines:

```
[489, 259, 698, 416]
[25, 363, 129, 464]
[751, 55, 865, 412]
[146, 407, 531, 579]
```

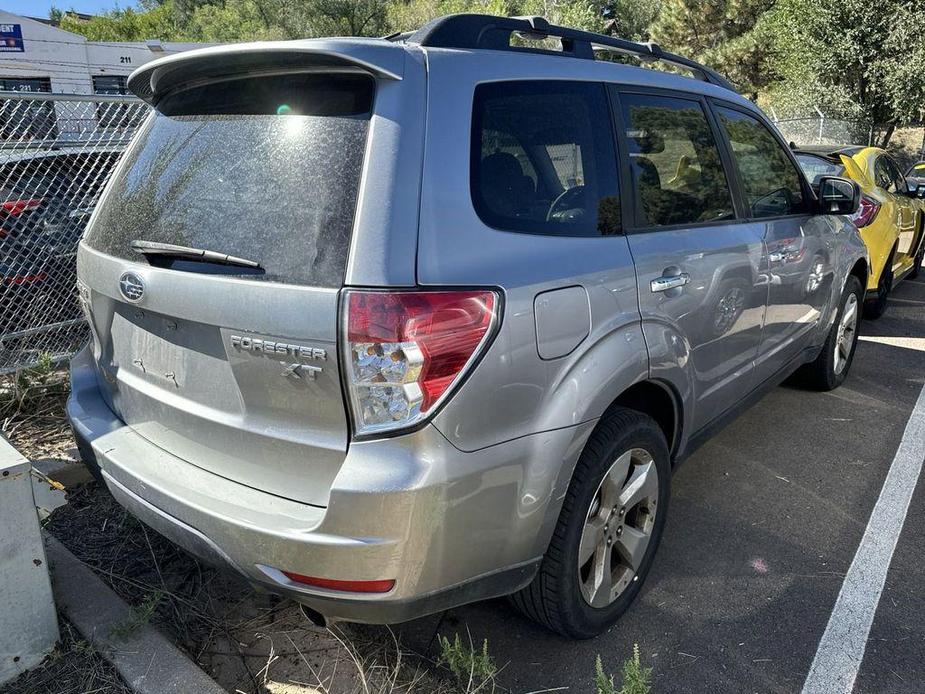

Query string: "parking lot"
[380, 272, 925, 693]
[4, 270, 924, 694]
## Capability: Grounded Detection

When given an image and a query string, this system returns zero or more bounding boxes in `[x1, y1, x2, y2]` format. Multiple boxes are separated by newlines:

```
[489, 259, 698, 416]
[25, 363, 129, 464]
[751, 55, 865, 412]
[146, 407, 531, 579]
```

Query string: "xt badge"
[229, 334, 327, 381]
[282, 363, 323, 381]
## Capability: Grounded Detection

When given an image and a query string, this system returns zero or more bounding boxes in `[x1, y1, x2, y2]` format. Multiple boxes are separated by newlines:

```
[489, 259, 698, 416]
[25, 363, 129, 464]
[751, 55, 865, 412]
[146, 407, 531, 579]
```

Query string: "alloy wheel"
[833, 292, 858, 375]
[578, 448, 659, 608]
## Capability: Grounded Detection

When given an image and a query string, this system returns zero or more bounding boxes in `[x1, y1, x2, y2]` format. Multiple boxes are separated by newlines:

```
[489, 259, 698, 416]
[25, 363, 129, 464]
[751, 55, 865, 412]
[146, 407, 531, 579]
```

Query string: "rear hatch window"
[83, 72, 373, 287]
[795, 153, 845, 187]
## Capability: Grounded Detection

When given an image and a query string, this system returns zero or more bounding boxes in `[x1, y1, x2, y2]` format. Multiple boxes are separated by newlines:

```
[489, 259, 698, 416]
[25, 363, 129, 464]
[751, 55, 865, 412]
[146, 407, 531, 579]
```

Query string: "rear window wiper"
[131, 240, 262, 270]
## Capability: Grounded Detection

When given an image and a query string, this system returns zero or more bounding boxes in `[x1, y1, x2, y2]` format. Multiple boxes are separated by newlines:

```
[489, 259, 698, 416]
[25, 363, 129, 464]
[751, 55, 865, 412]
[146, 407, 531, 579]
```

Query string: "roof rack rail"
[401, 14, 735, 92]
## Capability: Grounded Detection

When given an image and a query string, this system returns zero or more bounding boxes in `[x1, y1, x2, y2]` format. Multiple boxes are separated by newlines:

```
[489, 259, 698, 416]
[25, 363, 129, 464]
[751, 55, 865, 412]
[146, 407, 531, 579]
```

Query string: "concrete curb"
[44, 534, 227, 694]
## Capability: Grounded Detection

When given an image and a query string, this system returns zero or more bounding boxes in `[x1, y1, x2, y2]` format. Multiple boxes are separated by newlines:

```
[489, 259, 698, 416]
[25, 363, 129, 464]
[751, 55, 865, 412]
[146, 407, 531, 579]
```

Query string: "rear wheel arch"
[850, 257, 868, 292]
[883, 241, 898, 277]
[601, 379, 682, 460]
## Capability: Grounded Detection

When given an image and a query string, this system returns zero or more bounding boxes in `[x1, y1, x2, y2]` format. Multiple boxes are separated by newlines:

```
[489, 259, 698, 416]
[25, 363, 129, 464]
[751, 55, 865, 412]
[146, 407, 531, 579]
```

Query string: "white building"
[0, 10, 205, 96]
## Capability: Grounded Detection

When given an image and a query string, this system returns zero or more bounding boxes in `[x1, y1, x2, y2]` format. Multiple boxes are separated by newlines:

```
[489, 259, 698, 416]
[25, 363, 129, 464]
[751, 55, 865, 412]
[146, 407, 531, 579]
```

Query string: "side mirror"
[818, 176, 860, 216]
[917, 184, 925, 200]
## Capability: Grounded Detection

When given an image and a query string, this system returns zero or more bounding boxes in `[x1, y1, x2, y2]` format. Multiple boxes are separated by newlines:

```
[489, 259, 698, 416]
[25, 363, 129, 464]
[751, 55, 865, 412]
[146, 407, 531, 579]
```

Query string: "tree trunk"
[880, 124, 895, 149]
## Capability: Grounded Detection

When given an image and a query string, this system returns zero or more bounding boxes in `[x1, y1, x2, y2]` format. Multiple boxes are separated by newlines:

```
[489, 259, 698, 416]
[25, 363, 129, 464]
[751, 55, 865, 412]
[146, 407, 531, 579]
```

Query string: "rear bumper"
[67, 345, 592, 623]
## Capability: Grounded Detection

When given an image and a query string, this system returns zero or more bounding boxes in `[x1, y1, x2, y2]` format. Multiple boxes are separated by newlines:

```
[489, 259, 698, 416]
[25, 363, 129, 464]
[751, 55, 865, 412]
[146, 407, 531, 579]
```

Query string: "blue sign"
[0, 24, 24, 53]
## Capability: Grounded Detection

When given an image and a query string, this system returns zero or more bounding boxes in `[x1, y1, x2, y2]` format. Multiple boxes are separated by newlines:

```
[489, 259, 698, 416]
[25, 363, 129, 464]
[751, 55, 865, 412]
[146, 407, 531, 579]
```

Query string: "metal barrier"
[0, 92, 149, 374]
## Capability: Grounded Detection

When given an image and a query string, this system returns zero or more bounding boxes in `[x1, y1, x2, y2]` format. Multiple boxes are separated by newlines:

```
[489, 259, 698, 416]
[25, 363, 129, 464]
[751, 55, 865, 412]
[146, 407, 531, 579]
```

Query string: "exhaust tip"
[298, 603, 327, 628]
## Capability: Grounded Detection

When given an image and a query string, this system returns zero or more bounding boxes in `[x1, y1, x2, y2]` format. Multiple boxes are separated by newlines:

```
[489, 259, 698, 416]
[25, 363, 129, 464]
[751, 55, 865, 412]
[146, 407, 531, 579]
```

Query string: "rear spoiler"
[127, 39, 405, 105]
[839, 153, 873, 189]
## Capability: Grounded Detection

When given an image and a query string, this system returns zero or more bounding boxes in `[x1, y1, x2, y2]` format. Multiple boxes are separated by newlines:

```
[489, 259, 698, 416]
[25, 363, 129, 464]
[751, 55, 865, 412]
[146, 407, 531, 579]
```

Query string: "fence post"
[813, 106, 825, 144]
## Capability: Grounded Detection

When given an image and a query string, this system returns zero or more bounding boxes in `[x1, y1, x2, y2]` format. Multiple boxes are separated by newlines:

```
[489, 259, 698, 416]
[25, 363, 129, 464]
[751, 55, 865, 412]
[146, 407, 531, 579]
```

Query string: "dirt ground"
[0, 620, 131, 694]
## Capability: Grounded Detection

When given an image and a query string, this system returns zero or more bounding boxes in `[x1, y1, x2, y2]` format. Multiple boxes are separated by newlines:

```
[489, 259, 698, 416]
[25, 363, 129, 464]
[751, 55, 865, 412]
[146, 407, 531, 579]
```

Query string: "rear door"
[79, 71, 378, 506]
[614, 88, 766, 433]
[710, 102, 830, 383]
[874, 154, 916, 261]
[882, 154, 918, 260]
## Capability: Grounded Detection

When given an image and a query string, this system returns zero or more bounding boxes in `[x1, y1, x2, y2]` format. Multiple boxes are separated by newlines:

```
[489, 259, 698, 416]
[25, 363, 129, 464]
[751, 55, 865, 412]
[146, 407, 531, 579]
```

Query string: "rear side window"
[874, 158, 891, 190]
[618, 93, 735, 228]
[84, 73, 373, 287]
[471, 81, 621, 237]
[715, 106, 809, 218]
[885, 155, 905, 193]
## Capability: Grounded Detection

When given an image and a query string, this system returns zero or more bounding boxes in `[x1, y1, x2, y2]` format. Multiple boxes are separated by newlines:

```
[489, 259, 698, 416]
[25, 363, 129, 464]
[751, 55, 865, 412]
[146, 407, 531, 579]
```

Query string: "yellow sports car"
[796, 146, 925, 318]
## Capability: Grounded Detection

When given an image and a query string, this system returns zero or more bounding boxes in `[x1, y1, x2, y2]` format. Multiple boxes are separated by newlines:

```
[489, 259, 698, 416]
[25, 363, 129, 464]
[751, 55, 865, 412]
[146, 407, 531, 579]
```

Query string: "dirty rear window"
[84, 73, 373, 287]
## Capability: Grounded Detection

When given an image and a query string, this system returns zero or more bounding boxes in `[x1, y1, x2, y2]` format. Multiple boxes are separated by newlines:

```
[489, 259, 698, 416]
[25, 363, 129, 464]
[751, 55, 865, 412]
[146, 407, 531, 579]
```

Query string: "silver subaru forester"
[68, 14, 869, 638]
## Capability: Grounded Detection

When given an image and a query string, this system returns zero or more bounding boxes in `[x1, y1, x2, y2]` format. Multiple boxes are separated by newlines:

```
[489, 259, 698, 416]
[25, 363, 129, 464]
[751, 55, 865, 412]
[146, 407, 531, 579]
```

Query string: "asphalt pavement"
[393, 272, 925, 694]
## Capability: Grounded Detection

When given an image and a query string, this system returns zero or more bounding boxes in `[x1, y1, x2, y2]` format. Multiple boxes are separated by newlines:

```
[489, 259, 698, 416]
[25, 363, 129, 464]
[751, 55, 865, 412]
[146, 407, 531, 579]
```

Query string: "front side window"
[618, 93, 735, 227]
[716, 106, 809, 218]
[471, 81, 621, 237]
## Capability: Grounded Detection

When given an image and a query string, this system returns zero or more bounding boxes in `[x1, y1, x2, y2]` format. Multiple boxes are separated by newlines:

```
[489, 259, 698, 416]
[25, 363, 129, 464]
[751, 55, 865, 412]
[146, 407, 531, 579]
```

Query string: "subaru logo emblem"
[119, 272, 145, 303]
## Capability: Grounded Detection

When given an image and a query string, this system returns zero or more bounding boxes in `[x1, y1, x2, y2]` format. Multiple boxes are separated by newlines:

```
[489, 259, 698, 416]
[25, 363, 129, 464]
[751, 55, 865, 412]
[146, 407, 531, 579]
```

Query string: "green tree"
[602, 0, 659, 41]
[57, 0, 187, 41]
[767, 0, 925, 145]
[185, 0, 283, 41]
[388, 0, 614, 35]
[273, 0, 392, 38]
[55, 0, 392, 42]
[648, 0, 777, 98]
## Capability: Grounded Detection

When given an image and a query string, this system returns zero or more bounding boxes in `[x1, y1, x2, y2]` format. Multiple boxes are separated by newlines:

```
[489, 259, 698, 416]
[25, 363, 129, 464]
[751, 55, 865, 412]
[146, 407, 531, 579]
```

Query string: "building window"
[92, 75, 133, 128]
[92, 75, 127, 95]
[0, 77, 51, 93]
[0, 77, 55, 140]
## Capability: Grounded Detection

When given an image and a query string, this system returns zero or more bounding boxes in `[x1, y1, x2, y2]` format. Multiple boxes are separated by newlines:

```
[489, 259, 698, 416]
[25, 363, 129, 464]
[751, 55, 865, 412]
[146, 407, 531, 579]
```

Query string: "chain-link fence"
[0, 92, 149, 374]
[773, 116, 925, 169]
[773, 117, 874, 149]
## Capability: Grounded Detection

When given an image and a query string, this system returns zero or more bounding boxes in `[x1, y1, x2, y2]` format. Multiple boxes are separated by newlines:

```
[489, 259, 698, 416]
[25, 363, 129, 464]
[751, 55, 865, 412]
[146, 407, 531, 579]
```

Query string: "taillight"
[343, 289, 499, 436]
[0, 198, 43, 217]
[850, 196, 880, 228]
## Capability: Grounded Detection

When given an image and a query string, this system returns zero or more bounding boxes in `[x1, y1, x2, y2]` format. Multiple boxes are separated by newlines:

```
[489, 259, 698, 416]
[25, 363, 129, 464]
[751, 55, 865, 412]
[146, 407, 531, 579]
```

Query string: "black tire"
[797, 274, 862, 391]
[510, 408, 670, 639]
[864, 254, 893, 319]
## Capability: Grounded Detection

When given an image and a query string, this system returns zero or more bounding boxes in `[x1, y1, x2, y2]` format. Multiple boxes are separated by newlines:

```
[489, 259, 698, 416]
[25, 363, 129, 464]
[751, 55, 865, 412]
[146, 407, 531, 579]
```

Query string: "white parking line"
[802, 382, 925, 694]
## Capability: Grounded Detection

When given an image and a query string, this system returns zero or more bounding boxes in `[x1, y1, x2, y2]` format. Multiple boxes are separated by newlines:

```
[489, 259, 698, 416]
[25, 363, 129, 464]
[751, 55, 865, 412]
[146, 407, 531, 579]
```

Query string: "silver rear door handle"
[650, 273, 690, 293]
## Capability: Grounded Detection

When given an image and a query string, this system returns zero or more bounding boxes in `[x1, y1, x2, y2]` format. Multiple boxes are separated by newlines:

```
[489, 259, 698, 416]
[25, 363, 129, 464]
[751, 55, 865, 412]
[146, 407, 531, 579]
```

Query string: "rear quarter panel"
[418, 51, 689, 451]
